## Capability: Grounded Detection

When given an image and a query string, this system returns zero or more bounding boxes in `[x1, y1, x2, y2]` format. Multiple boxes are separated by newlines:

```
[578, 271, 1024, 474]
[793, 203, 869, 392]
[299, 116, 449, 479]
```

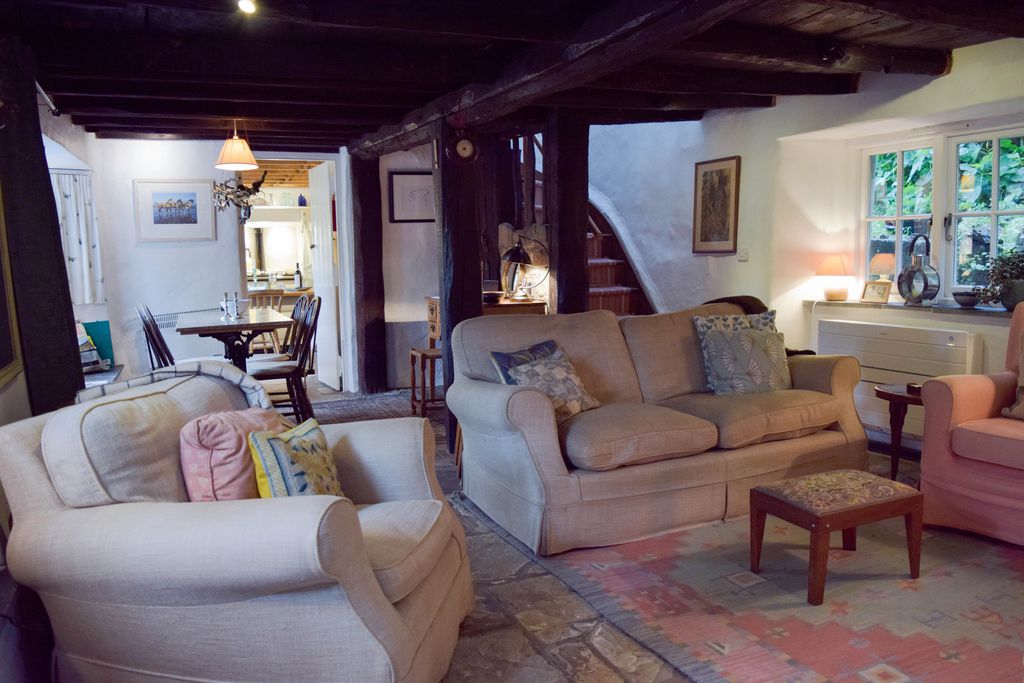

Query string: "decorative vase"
[999, 280, 1024, 311]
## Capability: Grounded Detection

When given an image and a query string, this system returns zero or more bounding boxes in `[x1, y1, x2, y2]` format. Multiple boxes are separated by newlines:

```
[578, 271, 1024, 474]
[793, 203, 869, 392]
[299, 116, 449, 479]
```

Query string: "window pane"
[999, 135, 1024, 211]
[901, 148, 933, 215]
[869, 152, 897, 216]
[998, 215, 1024, 255]
[957, 140, 992, 212]
[901, 218, 930, 269]
[954, 216, 991, 286]
[867, 220, 896, 280]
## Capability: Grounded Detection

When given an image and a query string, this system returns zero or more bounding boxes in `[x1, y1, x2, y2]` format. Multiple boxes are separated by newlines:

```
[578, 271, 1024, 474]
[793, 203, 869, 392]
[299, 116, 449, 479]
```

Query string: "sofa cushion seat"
[559, 403, 718, 472]
[952, 418, 1024, 470]
[358, 499, 451, 603]
[659, 389, 840, 449]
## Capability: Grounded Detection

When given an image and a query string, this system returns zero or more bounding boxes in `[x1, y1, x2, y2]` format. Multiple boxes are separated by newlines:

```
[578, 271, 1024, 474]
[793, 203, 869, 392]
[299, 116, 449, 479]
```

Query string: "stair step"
[586, 233, 602, 259]
[588, 286, 639, 316]
[587, 258, 626, 286]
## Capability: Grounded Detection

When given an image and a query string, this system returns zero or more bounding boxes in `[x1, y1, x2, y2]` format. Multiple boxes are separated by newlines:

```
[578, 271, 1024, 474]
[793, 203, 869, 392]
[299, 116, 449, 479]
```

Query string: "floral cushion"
[248, 418, 343, 498]
[692, 311, 777, 390]
[490, 339, 560, 384]
[702, 328, 791, 395]
[507, 348, 600, 424]
[754, 469, 918, 514]
[1002, 334, 1024, 421]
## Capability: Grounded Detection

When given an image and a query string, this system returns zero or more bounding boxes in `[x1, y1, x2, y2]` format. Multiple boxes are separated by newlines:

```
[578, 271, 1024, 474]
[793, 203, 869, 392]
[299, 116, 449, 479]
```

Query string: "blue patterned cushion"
[507, 348, 600, 423]
[249, 419, 343, 498]
[703, 328, 791, 395]
[490, 339, 560, 384]
[692, 311, 777, 390]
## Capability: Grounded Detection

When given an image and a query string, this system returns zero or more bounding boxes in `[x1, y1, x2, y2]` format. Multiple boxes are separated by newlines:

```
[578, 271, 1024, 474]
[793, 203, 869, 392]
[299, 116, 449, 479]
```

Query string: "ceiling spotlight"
[238, 0, 256, 14]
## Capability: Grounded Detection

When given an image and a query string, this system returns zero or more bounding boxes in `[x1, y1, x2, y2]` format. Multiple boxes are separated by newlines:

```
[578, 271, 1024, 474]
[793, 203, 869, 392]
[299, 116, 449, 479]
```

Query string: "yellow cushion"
[248, 419, 343, 497]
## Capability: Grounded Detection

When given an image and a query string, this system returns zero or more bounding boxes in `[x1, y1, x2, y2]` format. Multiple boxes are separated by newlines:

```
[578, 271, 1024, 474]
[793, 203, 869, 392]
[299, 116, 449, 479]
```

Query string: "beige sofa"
[0, 363, 472, 682]
[448, 303, 868, 555]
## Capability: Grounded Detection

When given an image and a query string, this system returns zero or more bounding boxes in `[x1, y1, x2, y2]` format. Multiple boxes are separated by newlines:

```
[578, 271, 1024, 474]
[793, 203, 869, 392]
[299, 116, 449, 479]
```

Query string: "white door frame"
[251, 149, 360, 392]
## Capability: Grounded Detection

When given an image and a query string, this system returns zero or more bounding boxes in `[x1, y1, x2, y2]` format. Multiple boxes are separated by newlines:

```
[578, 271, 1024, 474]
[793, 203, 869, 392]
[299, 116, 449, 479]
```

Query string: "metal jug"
[897, 234, 940, 304]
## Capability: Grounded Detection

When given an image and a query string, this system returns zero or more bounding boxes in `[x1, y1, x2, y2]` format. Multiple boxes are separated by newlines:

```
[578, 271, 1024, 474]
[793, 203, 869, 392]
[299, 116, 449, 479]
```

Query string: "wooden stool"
[409, 347, 444, 416]
[750, 469, 923, 606]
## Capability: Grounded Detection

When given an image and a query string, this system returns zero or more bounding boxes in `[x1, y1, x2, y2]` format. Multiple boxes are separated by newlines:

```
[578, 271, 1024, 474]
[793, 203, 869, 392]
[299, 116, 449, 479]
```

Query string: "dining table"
[176, 308, 294, 372]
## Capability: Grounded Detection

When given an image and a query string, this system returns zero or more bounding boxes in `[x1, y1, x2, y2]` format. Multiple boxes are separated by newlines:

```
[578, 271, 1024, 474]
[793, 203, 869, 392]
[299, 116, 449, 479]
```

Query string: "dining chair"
[249, 295, 309, 363]
[249, 297, 321, 422]
[137, 306, 175, 369]
[250, 289, 286, 353]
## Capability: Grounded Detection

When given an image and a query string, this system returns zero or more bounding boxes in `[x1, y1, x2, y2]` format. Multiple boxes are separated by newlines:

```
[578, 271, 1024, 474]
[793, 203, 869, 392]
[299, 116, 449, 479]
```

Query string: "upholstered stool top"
[753, 469, 918, 515]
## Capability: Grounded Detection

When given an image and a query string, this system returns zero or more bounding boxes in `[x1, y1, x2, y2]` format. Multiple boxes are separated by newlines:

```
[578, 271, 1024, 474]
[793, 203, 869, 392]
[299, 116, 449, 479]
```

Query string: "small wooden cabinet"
[425, 296, 546, 346]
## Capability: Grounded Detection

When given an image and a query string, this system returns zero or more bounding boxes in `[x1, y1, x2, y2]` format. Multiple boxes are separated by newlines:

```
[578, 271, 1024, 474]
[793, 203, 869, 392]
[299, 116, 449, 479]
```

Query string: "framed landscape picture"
[0, 181, 22, 390]
[134, 179, 216, 242]
[388, 171, 435, 223]
[692, 156, 740, 254]
[861, 280, 893, 303]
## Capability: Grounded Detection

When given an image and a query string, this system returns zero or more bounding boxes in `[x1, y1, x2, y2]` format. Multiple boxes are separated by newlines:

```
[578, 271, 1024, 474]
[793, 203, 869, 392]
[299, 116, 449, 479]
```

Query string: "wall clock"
[445, 130, 479, 164]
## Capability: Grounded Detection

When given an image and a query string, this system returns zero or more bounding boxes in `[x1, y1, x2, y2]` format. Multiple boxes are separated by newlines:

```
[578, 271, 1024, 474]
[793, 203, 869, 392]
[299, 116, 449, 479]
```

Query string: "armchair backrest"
[451, 309, 643, 404]
[1007, 302, 1024, 375]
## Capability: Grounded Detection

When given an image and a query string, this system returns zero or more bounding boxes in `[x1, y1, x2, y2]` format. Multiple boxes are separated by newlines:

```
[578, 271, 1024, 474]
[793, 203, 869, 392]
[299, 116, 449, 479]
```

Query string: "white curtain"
[50, 172, 105, 305]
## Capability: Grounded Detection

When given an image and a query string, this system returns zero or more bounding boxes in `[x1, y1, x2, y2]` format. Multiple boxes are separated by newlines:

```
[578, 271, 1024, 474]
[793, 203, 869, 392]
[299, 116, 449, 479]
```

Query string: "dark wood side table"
[873, 384, 924, 480]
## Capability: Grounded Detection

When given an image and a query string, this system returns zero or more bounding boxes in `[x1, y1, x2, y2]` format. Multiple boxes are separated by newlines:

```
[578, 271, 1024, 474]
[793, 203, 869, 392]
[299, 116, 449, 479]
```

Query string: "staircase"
[586, 208, 652, 316]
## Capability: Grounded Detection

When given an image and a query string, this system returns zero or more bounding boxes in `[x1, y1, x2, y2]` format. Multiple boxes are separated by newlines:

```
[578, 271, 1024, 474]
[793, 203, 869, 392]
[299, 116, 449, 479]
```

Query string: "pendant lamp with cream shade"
[215, 120, 258, 171]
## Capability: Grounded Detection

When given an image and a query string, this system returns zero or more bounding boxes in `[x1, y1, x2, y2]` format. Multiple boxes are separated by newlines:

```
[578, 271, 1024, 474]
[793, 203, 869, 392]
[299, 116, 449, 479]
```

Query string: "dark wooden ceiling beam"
[817, 1, 1024, 38]
[669, 22, 951, 74]
[70, 116, 368, 135]
[90, 131, 342, 151]
[541, 89, 774, 110]
[590, 68, 860, 95]
[350, 0, 763, 157]
[55, 96, 400, 124]
[33, 0, 566, 43]
[29, 33, 494, 86]
[572, 109, 706, 125]
[41, 77, 430, 108]
[82, 125, 359, 141]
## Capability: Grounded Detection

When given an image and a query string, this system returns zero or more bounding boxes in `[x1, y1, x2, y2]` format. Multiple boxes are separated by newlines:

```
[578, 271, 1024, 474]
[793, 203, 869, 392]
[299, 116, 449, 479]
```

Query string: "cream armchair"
[0, 366, 472, 682]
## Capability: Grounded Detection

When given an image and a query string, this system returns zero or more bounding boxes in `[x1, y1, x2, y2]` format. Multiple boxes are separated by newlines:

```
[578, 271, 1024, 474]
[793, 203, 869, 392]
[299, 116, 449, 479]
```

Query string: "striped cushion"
[248, 419, 343, 498]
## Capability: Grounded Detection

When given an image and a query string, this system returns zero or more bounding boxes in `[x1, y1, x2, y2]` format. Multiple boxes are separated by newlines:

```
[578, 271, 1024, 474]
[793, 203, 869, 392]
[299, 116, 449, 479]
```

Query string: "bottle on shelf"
[294, 262, 302, 289]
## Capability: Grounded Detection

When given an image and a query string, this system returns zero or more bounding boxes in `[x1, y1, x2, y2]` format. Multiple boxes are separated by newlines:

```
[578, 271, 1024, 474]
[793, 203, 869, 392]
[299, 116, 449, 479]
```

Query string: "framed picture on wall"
[388, 171, 435, 223]
[134, 179, 216, 242]
[692, 156, 740, 254]
[0, 181, 23, 390]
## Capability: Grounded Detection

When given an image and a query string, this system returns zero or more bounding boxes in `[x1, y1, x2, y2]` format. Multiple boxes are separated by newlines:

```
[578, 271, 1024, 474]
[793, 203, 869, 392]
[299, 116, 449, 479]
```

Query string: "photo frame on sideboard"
[861, 280, 893, 303]
[692, 155, 740, 254]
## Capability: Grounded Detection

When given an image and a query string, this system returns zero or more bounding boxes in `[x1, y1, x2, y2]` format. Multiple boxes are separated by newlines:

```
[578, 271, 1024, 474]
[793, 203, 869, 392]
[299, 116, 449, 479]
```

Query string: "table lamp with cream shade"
[868, 253, 897, 283]
[816, 253, 853, 301]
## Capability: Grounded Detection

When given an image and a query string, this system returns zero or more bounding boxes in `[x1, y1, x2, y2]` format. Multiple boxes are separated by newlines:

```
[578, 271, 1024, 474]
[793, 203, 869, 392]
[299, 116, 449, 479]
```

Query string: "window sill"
[804, 298, 1013, 319]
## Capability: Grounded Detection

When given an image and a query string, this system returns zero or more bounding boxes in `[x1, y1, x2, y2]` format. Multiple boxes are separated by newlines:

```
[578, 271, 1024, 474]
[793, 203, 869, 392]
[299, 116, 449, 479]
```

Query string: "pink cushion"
[951, 418, 1024, 471]
[180, 408, 286, 501]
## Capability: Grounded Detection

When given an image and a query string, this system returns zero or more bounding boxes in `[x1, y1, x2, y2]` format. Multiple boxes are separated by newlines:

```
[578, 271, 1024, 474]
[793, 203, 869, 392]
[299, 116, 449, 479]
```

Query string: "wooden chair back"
[293, 297, 321, 373]
[136, 305, 175, 369]
[282, 295, 310, 358]
[251, 289, 284, 311]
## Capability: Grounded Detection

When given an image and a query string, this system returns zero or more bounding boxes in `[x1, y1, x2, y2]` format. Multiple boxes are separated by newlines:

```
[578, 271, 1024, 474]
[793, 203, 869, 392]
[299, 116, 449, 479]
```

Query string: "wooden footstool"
[750, 469, 923, 606]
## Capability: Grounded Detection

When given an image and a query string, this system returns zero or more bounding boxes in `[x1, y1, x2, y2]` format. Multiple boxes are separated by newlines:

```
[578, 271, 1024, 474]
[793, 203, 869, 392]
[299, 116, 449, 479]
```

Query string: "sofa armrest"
[922, 371, 1017, 433]
[322, 417, 442, 505]
[447, 378, 576, 503]
[788, 354, 866, 444]
[8, 496, 395, 615]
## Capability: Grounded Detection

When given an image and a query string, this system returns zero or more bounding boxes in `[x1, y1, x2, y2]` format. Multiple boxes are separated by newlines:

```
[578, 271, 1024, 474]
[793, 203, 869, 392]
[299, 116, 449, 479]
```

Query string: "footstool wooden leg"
[807, 525, 830, 606]
[750, 507, 766, 574]
[409, 352, 417, 414]
[419, 355, 428, 418]
[905, 501, 923, 579]
[842, 527, 857, 551]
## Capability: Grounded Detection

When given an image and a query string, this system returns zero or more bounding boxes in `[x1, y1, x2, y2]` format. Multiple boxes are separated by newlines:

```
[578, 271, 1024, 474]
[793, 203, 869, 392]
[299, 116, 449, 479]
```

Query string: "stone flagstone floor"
[312, 387, 919, 682]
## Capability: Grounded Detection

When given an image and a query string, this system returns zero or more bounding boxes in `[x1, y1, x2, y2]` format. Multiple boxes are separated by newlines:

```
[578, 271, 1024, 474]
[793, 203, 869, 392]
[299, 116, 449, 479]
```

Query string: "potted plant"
[977, 249, 1024, 311]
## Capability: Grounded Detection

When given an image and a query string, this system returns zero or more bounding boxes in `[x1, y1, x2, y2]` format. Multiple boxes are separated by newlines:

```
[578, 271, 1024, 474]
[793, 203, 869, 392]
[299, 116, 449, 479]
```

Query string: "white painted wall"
[588, 38, 1024, 348]
[378, 145, 439, 388]
[85, 138, 245, 376]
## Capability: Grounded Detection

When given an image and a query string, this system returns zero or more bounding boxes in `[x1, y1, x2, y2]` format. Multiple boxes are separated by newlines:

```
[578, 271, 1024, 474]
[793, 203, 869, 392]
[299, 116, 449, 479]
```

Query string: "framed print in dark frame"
[388, 171, 435, 223]
[692, 156, 740, 254]
[0, 181, 22, 390]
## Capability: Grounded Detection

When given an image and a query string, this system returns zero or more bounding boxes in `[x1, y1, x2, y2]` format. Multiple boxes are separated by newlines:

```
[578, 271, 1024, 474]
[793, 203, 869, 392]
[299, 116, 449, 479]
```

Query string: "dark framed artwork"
[692, 155, 741, 254]
[388, 171, 435, 223]
[0, 181, 22, 389]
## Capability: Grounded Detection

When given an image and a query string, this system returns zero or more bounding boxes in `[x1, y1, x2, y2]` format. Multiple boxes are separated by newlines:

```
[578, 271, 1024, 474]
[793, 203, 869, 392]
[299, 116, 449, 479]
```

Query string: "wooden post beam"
[349, 156, 388, 394]
[0, 36, 83, 413]
[435, 123, 483, 449]
[350, 0, 761, 158]
[544, 110, 590, 314]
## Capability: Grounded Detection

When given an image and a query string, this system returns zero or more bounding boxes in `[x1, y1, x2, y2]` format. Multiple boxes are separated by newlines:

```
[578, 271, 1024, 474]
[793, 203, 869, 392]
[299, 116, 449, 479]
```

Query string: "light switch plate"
[738, 247, 749, 262]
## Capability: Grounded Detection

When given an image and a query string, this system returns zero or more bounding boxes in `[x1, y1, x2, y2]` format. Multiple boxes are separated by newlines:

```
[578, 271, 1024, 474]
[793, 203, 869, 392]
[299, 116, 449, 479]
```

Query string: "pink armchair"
[921, 303, 1024, 545]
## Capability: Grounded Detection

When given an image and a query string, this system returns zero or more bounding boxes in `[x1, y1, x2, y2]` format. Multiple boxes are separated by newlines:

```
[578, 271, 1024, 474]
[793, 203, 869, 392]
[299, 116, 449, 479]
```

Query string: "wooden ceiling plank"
[540, 89, 774, 110]
[351, 0, 763, 157]
[56, 96, 400, 124]
[672, 21, 950, 74]
[68, 115, 372, 133]
[590, 68, 859, 95]
[815, 0, 1024, 38]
